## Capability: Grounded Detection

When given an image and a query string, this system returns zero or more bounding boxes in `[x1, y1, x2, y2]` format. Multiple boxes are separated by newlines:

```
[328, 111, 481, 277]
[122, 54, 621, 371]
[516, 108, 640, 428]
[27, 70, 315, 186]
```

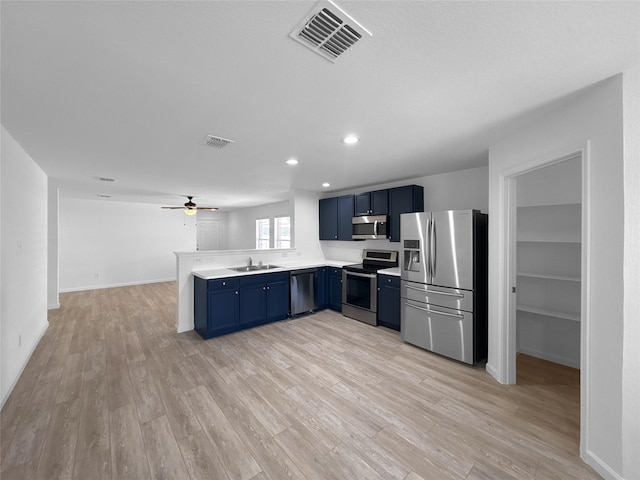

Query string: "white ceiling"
[2, 1, 638, 210]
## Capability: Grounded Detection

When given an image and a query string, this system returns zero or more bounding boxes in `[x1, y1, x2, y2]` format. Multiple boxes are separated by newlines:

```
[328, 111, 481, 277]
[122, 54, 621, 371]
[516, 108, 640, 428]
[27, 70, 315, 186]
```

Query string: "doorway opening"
[503, 148, 588, 456]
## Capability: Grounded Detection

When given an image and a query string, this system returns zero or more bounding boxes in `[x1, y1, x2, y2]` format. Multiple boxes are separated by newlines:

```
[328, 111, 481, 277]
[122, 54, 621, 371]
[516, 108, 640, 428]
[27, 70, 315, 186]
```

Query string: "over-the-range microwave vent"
[289, 0, 372, 63]
[201, 135, 235, 149]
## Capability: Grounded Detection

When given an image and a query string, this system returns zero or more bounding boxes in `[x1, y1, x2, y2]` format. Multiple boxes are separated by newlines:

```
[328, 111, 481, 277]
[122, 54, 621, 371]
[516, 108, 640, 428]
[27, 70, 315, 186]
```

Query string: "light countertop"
[193, 259, 354, 280]
[378, 267, 400, 277]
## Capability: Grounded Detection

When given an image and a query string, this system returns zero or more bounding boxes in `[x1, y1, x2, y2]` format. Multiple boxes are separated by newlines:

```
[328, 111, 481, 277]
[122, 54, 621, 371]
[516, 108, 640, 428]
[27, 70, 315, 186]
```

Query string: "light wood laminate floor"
[1, 282, 600, 480]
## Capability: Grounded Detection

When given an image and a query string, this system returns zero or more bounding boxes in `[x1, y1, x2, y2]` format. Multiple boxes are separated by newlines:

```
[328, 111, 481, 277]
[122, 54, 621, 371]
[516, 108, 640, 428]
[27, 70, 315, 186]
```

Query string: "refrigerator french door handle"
[430, 219, 436, 278]
[425, 218, 431, 279]
[404, 302, 464, 319]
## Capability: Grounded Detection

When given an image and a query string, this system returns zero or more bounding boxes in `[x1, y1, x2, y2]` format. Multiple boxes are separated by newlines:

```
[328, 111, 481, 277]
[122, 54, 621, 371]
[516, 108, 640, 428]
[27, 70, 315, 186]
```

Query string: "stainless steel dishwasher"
[290, 269, 317, 316]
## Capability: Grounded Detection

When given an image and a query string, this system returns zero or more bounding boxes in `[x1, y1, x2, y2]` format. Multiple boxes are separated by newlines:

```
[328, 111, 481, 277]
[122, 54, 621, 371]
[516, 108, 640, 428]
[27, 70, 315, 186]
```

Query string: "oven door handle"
[345, 271, 377, 279]
[373, 221, 378, 237]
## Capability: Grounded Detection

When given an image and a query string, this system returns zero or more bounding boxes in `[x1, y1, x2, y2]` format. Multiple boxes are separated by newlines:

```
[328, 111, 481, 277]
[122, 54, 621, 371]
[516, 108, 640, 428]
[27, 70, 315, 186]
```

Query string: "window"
[256, 218, 270, 249]
[275, 216, 291, 249]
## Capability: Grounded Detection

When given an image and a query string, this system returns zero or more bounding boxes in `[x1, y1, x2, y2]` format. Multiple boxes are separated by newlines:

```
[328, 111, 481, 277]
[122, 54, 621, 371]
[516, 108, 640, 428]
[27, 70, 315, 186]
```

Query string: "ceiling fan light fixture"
[184, 208, 197, 216]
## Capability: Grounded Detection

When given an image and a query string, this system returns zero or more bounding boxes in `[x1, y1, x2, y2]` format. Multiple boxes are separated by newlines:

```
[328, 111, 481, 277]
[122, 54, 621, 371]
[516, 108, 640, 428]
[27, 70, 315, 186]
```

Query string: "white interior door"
[197, 219, 220, 251]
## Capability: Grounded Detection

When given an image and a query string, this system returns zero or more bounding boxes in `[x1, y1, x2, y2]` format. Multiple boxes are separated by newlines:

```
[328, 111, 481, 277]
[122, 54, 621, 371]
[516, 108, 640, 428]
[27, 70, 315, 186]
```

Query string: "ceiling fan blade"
[161, 206, 184, 209]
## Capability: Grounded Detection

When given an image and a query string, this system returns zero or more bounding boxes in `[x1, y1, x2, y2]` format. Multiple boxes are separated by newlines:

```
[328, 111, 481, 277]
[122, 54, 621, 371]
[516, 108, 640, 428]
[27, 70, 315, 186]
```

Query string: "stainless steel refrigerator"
[400, 210, 488, 364]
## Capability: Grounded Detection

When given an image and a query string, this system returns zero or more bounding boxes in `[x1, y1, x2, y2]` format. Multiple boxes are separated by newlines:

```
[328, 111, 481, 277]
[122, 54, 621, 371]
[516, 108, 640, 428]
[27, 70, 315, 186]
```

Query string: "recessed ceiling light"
[342, 135, 359, 145]
[286, 158, 299, 166]
[322, 182, 331, 188]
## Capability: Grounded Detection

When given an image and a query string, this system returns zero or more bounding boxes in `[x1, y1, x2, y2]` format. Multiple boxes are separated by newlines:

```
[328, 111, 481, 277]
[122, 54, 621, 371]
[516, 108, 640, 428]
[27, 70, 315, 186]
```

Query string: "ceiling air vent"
[201, 135, 234, 149]
[289, 0, 372, 63]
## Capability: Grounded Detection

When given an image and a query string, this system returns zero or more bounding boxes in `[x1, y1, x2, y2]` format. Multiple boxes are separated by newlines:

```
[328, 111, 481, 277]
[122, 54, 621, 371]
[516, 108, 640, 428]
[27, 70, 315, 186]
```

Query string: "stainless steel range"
[342, 249, 398, 326]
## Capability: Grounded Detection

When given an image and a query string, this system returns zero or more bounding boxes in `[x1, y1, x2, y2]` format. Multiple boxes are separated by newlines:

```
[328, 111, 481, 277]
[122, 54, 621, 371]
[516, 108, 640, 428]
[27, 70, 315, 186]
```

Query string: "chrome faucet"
[248, 257, 253, 267]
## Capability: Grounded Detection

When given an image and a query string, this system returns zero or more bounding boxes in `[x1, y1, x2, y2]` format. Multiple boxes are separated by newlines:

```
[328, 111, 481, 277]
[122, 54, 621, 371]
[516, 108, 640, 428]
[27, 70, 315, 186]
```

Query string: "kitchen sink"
[228, 264, 281, 272]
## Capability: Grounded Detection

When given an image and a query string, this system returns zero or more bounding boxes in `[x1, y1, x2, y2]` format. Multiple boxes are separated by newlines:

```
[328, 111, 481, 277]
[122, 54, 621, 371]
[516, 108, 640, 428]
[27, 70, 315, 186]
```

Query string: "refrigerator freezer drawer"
[401, 281, 473, 312]
[401, 300, 474, 364]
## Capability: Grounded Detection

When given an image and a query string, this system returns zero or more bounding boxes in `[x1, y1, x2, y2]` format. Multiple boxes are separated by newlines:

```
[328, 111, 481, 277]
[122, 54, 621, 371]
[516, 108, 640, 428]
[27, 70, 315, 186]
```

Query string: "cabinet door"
[266, 279, 290, 322]
[371, 189, 388, 215]
[377, 279, 400, 331]
[319, 197, 338, 240]
[388, 185, 424, 242]
[316, 267, 328, 308]
[337, 195, 354, 240]
[354, 193, 371, 216]
[239, 282, 267, 326]
[209, 289, 239, 334]
[328, 270, 343, 311]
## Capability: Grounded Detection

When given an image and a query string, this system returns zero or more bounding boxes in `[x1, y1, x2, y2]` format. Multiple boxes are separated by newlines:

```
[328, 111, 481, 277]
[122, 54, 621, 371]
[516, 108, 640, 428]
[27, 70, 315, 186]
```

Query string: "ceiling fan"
[161, 196, 218, 216]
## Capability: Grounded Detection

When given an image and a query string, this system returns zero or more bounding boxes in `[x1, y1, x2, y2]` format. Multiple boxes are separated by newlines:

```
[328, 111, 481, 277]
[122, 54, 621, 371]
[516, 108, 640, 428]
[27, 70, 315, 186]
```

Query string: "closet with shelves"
[516, 155, 582, 368]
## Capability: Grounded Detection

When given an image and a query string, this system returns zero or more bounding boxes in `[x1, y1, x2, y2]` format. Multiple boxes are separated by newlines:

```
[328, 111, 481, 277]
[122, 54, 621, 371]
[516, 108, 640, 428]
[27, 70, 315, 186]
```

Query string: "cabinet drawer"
[401, 280, 473, 312]
[378, 274, 400, 288]
[329, 267, 342, 277]
[208, 278, 239, 291]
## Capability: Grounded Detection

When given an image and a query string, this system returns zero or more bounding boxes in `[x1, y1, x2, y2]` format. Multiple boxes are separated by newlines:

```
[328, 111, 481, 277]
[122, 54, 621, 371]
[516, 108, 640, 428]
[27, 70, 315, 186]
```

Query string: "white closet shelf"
[516, 305, 580, 322]
[516, 272, 581, 282]
[517, 202, 582, 209]
[516, 239, 581, 244]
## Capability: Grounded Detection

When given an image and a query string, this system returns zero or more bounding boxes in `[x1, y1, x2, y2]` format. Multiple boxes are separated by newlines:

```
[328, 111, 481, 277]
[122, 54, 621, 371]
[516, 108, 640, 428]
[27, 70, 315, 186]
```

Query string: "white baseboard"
[0, 320, 49, 409]
[583, 449, 624, 480]
[59, 277, 175, 293]
[485, 362, 501, 382]
[48, 303, 60, 310]
[518, 346, 580, 369]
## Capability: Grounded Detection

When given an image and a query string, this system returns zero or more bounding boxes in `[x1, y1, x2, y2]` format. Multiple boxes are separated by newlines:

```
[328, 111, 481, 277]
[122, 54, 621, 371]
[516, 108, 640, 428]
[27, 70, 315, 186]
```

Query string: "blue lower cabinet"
[328, 268, 343, 312]
[195, 272, 290, 339]
[194, 277, 239, 339]
[239, 281, 268, 327]
[239, 272, 290, 328]
[316, 267, 328, 308]
[266, 276, 290, 321]
[377, 274, 401, 331]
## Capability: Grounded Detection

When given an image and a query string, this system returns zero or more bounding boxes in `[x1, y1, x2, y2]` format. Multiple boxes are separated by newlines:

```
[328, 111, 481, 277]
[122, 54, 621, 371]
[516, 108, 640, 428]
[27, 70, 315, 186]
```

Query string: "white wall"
[1, 127, 49, 406]
[47, 179, 59, 308]
[226, 200, 291, 250]
[622, 67, 640, 480]
[320, 166, 489, 261]
[59, 198, 196, 291]
[290, 189, 323, 259]
[487, 74, 628, 478]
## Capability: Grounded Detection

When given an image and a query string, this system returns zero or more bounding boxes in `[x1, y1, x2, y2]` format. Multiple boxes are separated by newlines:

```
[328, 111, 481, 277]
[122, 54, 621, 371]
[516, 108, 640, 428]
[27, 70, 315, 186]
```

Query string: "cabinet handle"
[263, 286, 266, 290]
[222, 281, 226, 286]
[267, 286, 270, 290]
[235, 291, 238, 294]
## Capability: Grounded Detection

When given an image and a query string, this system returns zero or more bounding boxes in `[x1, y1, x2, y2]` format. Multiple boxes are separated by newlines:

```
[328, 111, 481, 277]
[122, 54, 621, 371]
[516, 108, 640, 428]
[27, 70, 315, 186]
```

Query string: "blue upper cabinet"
[388, 185, 424, 242]
[319, 197, 338, 240]
[355, 189, 388, 216]
[319, 195, 354, 241]
[337, 195, 354, 240]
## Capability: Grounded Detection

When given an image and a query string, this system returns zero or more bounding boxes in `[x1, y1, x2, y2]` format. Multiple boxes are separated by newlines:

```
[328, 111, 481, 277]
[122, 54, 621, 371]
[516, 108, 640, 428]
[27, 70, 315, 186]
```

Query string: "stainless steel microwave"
[352, 215, 389, 240]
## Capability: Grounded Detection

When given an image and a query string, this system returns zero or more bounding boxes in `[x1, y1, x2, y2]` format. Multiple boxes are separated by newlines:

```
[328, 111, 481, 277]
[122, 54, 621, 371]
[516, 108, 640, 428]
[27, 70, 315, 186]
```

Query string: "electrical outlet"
[296, 252, 301, 256]
[94, 273, 99, 278]
[194, 258, 203, 264]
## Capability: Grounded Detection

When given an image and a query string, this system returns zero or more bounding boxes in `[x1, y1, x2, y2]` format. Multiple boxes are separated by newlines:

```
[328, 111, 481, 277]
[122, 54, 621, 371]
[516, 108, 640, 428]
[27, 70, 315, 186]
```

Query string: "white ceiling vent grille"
[289, 0, 372, 63]
[201, 135, 234, 149]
